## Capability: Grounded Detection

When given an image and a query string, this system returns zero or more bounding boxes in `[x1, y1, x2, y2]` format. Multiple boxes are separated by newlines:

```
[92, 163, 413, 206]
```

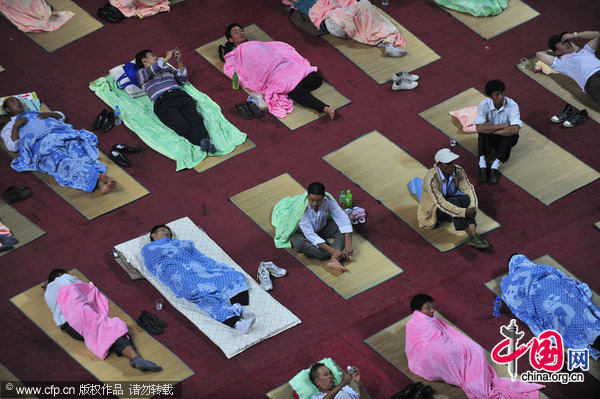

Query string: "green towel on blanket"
[89, 75, 247, 171]
[271, 191, 334, 249]
[434, 0, 508, 17]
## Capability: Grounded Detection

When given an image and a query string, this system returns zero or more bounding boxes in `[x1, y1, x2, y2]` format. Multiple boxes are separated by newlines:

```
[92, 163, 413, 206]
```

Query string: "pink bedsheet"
[224, 41, 317, 118]
[406, 311, 544, 399]
[56, 282, 128, 360]
[0, 0, 73, 33]
[309, 0, 405, 46]
[109, 0, 170, 19]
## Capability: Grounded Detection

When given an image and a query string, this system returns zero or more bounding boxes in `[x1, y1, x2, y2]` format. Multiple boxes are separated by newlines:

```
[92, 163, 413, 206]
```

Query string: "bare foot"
[327, 257, 348, 272]
[98, 173, 117, 195]
[323, 106, 335, 120]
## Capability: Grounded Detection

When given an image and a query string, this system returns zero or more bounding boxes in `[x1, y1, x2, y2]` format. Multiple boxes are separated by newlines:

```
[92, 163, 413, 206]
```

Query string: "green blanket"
[434, 0, 508, 17]
[89, 75, 247, 170]
[271, 192, 334, 249]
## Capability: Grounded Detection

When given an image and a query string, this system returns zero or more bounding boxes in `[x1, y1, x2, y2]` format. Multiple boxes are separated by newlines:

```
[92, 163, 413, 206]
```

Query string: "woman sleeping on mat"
[406, 294, 545, 399]
[502, 254, 600, 359]
[43, 269, 162, 372]
[1, 97, 116, 194]
[218, 23, 336, 120]
[141, 225, 256, 334]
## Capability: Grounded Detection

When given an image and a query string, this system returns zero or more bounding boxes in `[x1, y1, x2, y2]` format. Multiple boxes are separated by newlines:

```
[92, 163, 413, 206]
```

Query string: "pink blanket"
[56, 282, 128, 360]
[109, 0, 170, 19]
[406, 311, 544, 399]
[224, 41, 317, 118]
[0, 0, 73, 33]
[309, 0, 405, 46]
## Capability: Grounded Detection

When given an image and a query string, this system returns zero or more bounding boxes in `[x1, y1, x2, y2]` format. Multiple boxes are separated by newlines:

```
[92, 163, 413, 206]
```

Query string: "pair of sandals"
[344, 207, 367, 224]
[92, 109, 115, 133]
[3, 185, 32, 204]
[235, 101, 263, 120]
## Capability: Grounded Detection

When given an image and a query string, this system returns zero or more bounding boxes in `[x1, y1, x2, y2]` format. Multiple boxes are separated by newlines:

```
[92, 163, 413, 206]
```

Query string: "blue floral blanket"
[141, 237, 248, 322]
[501, 254, 600, 359]
[12, 111, 105, 192]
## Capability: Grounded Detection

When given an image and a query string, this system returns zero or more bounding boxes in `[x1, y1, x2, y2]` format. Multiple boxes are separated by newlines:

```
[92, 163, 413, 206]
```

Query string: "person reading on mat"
[416, 148, 490, 250]
[141, 225, 256, 333]
[309, 362, 366, 399]
[218, 23, 336, 120]
[501, 254, 600, 360]
[474, 79, 521, 185]
[135, 48, 218, 153]
[536, 30, 600, 102]
[42, 269, 162, 372]
[406, 294, 544, 399]
[0, 97, 116, 194]
[272, 182, 353, 272]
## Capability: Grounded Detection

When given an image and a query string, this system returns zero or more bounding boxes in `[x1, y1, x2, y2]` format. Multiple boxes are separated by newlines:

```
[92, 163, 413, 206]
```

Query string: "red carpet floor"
[1, 1, 599, 398]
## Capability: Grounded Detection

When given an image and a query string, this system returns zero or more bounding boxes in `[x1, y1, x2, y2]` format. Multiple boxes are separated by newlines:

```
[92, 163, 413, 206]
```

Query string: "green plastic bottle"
[232, 72, 239, 90]
[339, 190, 346, 207]
[345, 189, 352, 208]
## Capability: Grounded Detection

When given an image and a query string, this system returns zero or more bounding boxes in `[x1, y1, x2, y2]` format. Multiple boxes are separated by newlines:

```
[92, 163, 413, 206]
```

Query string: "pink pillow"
[449, 105, 478, 133]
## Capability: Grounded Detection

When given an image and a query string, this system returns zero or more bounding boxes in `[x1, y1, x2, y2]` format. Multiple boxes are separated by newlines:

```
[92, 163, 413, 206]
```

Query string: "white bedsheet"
[114, 216, 301, 358]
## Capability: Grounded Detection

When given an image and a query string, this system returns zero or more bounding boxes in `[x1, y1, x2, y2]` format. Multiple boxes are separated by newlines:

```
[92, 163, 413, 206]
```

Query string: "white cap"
[435, 148, 459, 164]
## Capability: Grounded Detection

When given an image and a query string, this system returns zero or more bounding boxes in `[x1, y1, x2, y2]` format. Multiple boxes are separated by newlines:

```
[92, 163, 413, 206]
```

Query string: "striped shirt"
[137, 59, 188, 102]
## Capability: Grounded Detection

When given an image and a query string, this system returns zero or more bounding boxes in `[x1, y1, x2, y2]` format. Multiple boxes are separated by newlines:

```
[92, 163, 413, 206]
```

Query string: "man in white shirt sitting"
[290, 182, 353, 272]
[474, 79, 522, 185]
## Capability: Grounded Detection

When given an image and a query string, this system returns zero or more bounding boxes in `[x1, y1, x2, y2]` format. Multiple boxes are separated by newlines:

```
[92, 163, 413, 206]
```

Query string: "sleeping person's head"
[135, 49, 156, 69]
[150, 225, 172, 241]
[410, 294, 435, 317]
[548, 31, 573, 56]
[48, 268, 68, 284]
[2, 97, 25, 116]
[226, 23, 246, 47]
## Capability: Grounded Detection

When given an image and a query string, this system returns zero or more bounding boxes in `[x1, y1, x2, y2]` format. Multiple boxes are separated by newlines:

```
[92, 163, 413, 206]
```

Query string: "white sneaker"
[385, 46, 407, 57]
[393, 71, 419, 82]
[235, 317, 256, 334]
[257, 264, 273, 291]
[392, 79, 418, 91]
[248, 94, 267, 110]
[260, 261, 287, 278]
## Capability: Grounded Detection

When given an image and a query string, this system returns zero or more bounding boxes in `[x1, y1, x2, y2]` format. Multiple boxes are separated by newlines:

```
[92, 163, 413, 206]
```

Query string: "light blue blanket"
[12, 111, 105, 192]
[501, 254, 600, 359]
[141, 237, 248, 323]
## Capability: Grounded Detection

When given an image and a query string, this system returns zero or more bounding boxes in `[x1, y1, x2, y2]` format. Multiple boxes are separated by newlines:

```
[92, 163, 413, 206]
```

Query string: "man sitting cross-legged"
[1, 97, 116, 194]
[43, 269, 162, 372]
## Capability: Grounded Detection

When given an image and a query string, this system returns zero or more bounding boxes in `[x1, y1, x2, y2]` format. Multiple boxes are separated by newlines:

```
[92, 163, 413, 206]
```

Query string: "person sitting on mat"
[42, 269, 162, 372]
[135, 47, 218, 153]
[272, 181, 353, 272]
[406, 294, 544, 399]
[536, 30, 600, 101]
[417, 148, 490, 249]
[501, 254, 600, 360]
[141, 225, 256, 334]
[309, 362, 366, 399]
[286, 0, 407, 57]
[218, 23, 336, 120]
[474, 79, 521, 185]
[1, 97, 117, 194]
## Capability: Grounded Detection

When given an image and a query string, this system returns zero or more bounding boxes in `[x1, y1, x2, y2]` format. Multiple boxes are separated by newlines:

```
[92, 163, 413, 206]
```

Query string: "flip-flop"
[247, 101, 264, 118]
[234, 103, 254, 120]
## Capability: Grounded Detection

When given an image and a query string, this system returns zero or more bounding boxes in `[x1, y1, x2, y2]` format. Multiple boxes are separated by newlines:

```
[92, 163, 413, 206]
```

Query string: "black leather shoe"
[137, 317, 162, 335]
[92, 110, 108, 130]
[101, 111, 115, 133]
[391, 382, 422, 399]
[415, 385, 434, 399]
[489, 168, 501, 184]
[141, 310, 168, 329]
[97, 7, 121, 23]
[110, 150, 131, 167]
[478, 167, 488, 183]
[105, 3, 126, 21]
[112, 144, 141, 154]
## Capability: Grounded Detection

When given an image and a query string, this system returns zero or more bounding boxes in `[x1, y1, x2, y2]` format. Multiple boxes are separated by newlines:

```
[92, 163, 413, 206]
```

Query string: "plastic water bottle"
[114, 105, 122, 125]
[232, 72, 239, 90]
[345, 189, 352, 208]
[339, 190, 346, 207]
[493, 296, 502, 317]
[382, 0, 389, 5]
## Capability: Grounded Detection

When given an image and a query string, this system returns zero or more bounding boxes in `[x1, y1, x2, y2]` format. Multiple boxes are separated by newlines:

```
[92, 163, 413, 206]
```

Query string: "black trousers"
[478, 133, 519, 163]
[222, 290, 250, 328]
[584, 70, 600, 102]
[436, 194, 476, 231]
[287, 72, 328, 113]
[60, 323, 132, 356]
[154, 89, 209, 146]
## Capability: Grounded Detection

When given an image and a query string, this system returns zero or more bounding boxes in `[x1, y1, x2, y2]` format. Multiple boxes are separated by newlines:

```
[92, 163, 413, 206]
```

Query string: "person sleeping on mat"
[141, 225, 256, 334]
[1, 97, 116, 194]
[286, 0, 407, 57]
[218, 23, 336, 120]
[406, 294, 545, 399]
[42, 269, 162, 372]
[501, 254, 600, 359]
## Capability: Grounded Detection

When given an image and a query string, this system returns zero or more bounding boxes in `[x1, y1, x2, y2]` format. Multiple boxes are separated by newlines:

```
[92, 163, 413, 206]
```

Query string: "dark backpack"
[116, 62, 141, 89]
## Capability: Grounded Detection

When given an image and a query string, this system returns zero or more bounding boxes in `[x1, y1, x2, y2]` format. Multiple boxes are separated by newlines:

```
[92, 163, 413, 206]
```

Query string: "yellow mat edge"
[193, 139, 256, 173]
[0, 200, 46, 257]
